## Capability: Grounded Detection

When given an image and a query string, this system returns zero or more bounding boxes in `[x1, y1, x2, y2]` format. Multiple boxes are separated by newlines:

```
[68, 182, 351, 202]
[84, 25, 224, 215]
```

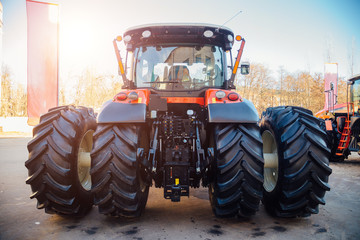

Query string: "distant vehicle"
[316, 74, 360, 162]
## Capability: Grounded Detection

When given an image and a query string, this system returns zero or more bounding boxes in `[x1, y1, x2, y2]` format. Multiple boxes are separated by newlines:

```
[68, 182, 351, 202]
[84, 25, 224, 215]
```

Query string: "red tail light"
[115, 92, 127, 101]
[228, 92, 239, 101]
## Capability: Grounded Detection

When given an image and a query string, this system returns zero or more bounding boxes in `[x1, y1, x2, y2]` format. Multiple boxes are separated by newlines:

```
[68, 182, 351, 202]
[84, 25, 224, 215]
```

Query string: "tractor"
[26, 24, 332, 218]
[316, 74, 360, 162]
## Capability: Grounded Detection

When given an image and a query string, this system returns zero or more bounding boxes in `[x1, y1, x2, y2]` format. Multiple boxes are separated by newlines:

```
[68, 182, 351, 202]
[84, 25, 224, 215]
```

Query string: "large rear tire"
[260, 106, 332, 217]
[90, 124, 149, 217]
[209, 124, 264, 218]
[25, 106, 97, 216]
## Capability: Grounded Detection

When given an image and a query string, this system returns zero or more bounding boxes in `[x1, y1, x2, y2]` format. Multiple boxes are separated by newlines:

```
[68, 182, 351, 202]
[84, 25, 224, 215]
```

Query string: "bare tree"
[278, 66, 286, 105]
[348, 37, 356, 77]
[309, 73, 325, 113]
[0, 65, 27, 117]
[324, 37, 334, 63]
[0, 65, 14, 116]
[0, 62, 336, 118]
[236, 63, 274, 114]
[66, 68, 122, 111]
[237, 64, 329, 115]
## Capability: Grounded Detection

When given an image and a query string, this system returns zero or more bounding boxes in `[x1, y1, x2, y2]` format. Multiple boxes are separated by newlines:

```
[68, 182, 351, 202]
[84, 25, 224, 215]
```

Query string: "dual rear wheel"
[26, 106, 148, 217]
[209, 106, 332, 218]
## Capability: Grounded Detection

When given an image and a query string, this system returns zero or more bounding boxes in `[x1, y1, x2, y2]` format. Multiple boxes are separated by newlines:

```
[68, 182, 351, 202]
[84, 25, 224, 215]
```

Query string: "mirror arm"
[228, 39, 246, 89]
[113, 39, 130, 88]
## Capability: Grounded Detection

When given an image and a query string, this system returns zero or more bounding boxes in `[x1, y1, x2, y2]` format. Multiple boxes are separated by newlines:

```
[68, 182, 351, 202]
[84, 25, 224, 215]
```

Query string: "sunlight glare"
[48, 4, 59, 24]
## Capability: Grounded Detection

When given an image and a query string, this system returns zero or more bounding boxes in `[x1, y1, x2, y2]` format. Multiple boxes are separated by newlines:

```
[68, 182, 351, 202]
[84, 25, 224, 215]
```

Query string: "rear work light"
[142, 30, 151, 38]
[123, 35, 131, 42]
[128, 91, 139, 101]
[203, 30, 214, 38]
[115, 92, 127, 101]
[228, 92, 239, 101]
[215, 90, 226, 99]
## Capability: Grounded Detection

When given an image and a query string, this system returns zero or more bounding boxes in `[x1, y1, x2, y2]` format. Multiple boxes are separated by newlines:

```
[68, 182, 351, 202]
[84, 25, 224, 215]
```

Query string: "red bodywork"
[113, 89, 243, 107]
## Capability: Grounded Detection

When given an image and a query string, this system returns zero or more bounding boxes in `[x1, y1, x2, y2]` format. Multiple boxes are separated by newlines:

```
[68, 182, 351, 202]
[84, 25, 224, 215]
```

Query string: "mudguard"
[207, 99, 259, 123]
[97, 100, 146, 123]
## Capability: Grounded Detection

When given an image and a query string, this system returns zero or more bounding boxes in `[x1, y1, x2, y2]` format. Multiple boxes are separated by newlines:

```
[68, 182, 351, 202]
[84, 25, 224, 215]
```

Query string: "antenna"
[219, 9, 243, 29]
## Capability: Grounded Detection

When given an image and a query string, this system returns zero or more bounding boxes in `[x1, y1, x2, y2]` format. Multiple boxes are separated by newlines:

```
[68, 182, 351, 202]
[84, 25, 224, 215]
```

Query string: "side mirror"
[240, 62, 250, 75]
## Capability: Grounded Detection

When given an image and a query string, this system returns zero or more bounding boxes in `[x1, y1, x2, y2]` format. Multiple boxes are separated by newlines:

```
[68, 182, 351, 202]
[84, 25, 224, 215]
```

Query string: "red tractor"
[26, 24, 332, 218]
[316, 74, 360, 162]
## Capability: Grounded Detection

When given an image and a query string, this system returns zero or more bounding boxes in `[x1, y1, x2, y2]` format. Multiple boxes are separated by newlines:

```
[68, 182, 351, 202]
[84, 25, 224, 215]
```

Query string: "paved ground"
[0, 137, 359, 240]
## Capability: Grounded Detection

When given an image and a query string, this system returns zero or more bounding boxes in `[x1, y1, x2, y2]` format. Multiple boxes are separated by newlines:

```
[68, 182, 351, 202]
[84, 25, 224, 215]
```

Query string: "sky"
[1, 0, 360, 87]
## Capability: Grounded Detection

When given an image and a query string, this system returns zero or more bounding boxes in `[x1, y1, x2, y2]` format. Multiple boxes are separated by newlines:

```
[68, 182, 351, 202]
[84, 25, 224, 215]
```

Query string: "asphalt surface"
[0, 137, 359, 240]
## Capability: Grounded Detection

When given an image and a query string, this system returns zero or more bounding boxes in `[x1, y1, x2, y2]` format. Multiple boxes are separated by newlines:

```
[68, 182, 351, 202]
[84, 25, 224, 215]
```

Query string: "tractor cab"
[114, 24, 249, 93]
[349, 74, 360, 114]
[316, 74, 360, 161]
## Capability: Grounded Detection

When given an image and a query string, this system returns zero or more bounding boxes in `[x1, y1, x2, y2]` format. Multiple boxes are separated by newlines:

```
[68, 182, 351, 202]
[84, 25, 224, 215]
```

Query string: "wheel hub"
[262, 130, 279, 192]
[77, 130, 94, 191]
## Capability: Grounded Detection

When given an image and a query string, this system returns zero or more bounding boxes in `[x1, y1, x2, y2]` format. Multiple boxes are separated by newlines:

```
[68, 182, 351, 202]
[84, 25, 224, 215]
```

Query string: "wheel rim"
[77, 130, 94, 191]
[262, 130, 279, 192]
[138, 169, 148, 193]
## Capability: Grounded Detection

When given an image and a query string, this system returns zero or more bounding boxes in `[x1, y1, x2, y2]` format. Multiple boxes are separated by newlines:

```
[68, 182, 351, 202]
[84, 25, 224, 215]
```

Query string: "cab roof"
[122, 23, 235, 50]
[349, 74, 360, 82]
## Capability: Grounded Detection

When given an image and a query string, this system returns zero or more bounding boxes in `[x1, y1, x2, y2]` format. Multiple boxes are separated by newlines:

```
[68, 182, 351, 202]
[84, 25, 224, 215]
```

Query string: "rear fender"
[97, 100, 147, 123]
[205, 89, 259, 123]
[97, 89, 149, 123]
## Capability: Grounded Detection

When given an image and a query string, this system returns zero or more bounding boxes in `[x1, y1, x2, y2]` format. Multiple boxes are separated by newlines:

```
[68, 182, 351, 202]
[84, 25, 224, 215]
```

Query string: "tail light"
[228, 92, 239, 101]
[115, 92, 127, 101]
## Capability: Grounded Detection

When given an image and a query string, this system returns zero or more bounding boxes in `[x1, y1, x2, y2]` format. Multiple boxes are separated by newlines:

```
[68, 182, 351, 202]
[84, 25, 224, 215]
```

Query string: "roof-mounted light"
[123, 35, 131, 42]
[142, 30, 151, 38]
[116, 36, 122, 42]
[203, 30, 214, 38]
